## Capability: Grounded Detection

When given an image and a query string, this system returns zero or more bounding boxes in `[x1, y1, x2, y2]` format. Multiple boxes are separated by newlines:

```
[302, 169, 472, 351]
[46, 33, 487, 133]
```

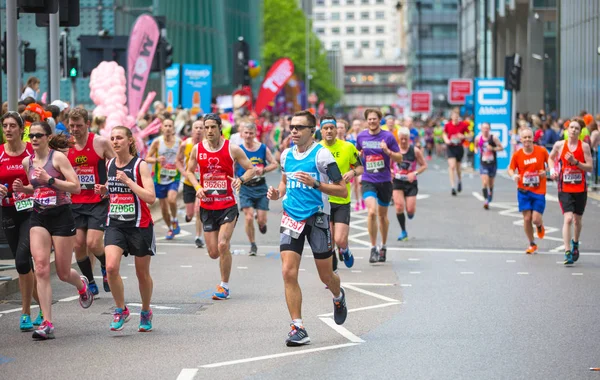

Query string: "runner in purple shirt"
[356, 109, 403, 264]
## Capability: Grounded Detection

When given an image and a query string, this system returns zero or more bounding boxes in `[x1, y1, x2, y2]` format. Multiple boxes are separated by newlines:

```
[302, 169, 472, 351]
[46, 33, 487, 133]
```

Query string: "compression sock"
[488, 187, 494, 202]
[396, 213, 406, 231]
[482, 188, 489, 200]
[77, 257, 95, 283]
[96, 254, 106, 269]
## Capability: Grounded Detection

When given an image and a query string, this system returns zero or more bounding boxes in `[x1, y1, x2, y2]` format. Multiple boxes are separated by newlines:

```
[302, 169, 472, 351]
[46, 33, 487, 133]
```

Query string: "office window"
[315, 12, 325, 20]
[346, 41, 355, 48]
[361, 11, 369, 19]
[316, 27, 325, 34]
[376, 40, 385, 48]
[332, 27, 340, 34]
[347, 26, 355, 34]
[331, 12, 340, 20]
[375, 11, 385, 19]
[331, 41, 340, 49]
[375, 0, 384, 3]
[346, 0, 355, 4]
[361, 0, 369, 4]
[376, 26, 385, 34]
[316, 0, 325, 5]
[346, 12, 355, 20]
[442, 3, 457, 10]
[361, 40, 370, 48]
[361, 26, 370, 34]
[332, 0, 340, 4]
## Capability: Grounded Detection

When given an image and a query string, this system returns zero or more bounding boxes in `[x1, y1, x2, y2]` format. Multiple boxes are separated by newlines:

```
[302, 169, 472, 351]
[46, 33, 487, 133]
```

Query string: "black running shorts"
[330, 202, 351, 225]
[392, 179, 419, 197]
[30, 205, 76, 237]
[280, 213, 333, 259]
[558, 191, 587, 216]
[447, 145, 465, 162]
[71, 199, 109, 231]
[104, 225, 156, 257]
[200, 205, 239, 232]
[183, 184, 197, 204]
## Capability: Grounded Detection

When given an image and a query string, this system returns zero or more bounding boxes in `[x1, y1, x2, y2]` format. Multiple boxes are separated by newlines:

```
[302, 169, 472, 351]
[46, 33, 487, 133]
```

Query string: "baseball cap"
[50, 100, 69, 112]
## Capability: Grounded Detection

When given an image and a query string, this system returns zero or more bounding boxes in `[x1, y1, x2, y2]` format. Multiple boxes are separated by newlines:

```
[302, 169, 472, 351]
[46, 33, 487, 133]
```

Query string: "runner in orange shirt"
[507, 128, 549, 254]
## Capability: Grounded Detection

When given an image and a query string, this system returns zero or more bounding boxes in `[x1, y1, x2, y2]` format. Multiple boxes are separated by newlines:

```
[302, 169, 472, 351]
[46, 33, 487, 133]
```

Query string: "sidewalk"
[0, 193, 181, 298]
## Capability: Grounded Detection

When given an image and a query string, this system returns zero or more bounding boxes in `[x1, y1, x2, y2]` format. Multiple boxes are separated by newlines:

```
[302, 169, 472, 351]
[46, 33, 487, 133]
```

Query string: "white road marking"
[318, 302, 402, 317]
[408, 258, 420, 261]
[237, 266, 248, 269]
[343, 282, 396, 286]
[517, 272, 529, 275]
[156, 251, 167, 255]
[59, 295, 80, 302]
[400, 284, 412, 287]
[180, 265, 193, 268]
[472, 191, 485, 201]
[556, 261, 564, 264]
[200, 343, 360, 368]
[460, 272, 474, 275]
[506, 260, 516, 263]
[455, 259, 467, 262]
[127, 303, 180, 310]
[351, 270, 362, 273]
[306, 255, 314, 258]
[409, 271, 421, 274]
[572, 273, 584, 276]
[177, 369, 199, 380]
[416, 194, 430, 200]
[0, 305, 39, 315]
[319, 317, 365, 343]
[551, 245, 565, 252]
[354, 257, 364, 259]
[342, 283, 400, 302]
[127, 264, 135, 266]
[94, 276, 127, 279]
[299, 269, 306, 272]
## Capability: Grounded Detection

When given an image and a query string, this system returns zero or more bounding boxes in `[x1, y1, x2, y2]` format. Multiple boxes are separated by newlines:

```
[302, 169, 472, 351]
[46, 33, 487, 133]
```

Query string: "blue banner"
[474, 78, 512, 170]
[181, 64, 212, 117]
[165, 63, 181, 112]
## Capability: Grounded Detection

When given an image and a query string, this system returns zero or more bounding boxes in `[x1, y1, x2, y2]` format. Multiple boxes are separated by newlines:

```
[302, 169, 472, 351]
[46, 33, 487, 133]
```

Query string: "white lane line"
[156, 251, 167, 255]
[237, 266, 248, 270]
[351, 270, 362, 273]
[400, 284, 412, 287]
[517, 272, 529, 275]
[409, 271, 421, 274]
[177, 368, 199, 380]
[460, 272, 474, 275]
[408, 258, 420, 262]
[551, 245, 565, 252]
[572, 273, 584, 276]
[319, 317, 365, 343]
[306, 255, 314, 258]
[127, 303, 181, 310]
[455, 259, 467, 262]
[0, 305, 39, 315]
[354, 257, 364, 259]
[506, 260, 516, 263]
[472, 191, 485, 201]
[59, 295, 80, 302]
[181, 265, 193, 268]
[299, 269, 306, 272]
[343, 282, 396, 286]
[556, 261, 564, 264]
[94, 276, 127, 279]
[128, 264, 135, 266]
[318, 302, 402, 317]
[342, 284, 399, 302]
[200, 343, 360, 368]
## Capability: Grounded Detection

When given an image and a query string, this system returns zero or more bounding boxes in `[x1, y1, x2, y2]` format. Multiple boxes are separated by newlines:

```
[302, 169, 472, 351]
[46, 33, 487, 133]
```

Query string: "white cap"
[51, 100, 69, 112]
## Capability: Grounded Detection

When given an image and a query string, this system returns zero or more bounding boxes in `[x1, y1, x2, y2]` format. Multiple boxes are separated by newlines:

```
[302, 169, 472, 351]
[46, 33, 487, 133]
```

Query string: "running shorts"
[558, 191, 587, 216]
[517, 189, 546, 214]
[392, 179, 419, 197]
[447, 145, 465, 162]
[71, 199, 108, 231]
[30, 205, 76, 237]
[183, 183, 197, 204]
[280, 213, 333, 259]
[105, 225, 156, 257]
[330, 202, 351, 225]
[239, 183, 269, 211]
[154, 181, 180, 199]
[362, 181, 393, 207]
[200, 205, 239, 232]
[479, 164, 497, 178]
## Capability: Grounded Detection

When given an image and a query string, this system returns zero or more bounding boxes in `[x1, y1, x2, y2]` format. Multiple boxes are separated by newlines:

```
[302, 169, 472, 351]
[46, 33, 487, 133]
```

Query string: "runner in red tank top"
[186, 113, 256, 300]
[67, 108, 115, 295]
[549, 118, 593, 265]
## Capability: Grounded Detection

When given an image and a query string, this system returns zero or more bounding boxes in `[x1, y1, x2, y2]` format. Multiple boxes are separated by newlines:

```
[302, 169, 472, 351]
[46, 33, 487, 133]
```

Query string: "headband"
[320, 119, 336, 127]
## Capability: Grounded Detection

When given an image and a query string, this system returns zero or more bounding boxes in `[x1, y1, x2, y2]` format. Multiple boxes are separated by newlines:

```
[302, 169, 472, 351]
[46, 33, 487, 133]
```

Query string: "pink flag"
[127, 15, 160, 117]
[254, 58, 294, 114]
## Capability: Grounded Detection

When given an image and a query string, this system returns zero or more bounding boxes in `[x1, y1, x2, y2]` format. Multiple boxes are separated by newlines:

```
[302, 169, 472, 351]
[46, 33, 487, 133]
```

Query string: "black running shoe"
[451, 188, 457, 196]
[259, 224, 267, 234]
[333, 288, 347, 325]
[250, 243, 258, 256]
[572, 240, 580, 262]
[378, 246, 387, 262]
[195, 237, 205, 248]
[369, 247, 379, 263]
[286, 324, 310, 347]
[457, 182, 462, 192]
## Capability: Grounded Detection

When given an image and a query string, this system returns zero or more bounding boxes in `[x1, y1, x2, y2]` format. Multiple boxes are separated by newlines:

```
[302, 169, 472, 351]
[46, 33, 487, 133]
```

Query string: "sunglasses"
[28, 133, 48, 139]
[290, 124, 312, 131]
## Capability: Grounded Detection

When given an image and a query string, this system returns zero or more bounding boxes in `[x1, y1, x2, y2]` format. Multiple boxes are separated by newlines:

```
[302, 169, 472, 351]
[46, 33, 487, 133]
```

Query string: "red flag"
[254, 58, 294, 114]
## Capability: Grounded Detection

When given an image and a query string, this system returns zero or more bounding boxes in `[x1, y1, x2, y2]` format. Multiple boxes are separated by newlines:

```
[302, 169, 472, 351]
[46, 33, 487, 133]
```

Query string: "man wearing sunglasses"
[267, 110, 348, 347]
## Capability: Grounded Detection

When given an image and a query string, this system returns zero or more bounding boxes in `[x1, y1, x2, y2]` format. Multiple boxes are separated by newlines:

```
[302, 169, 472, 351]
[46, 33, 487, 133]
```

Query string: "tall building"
[458, 0, 558, 114]
[407, 0, 459, 111]
[309, 0, 409, 108]
[558, 0, 599, 117]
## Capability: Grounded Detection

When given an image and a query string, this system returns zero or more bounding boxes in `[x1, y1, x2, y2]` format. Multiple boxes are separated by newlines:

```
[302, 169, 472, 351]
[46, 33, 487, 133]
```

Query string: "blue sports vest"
[236, 143, 267, 178]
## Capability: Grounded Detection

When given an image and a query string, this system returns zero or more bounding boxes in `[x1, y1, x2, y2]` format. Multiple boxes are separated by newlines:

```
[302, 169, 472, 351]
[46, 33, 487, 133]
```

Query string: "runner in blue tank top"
[267, 110, 349, 347]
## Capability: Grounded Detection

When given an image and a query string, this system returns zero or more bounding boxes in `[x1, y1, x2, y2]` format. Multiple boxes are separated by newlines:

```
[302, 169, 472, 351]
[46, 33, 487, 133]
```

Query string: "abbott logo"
[477, 80, 508, 106]
[490, 123, 509, 148]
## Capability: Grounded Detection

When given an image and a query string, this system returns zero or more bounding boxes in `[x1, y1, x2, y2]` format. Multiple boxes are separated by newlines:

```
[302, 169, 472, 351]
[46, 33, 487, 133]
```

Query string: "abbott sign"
[474, 78, 512, 170]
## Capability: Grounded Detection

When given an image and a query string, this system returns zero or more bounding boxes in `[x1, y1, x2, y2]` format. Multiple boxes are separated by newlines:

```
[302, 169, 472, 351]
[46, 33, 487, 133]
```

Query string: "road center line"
[342, 284, 400, 302]
[319, 317, 365, 343]
[177, 369, 199, 380]
[318, 302, 402, 317]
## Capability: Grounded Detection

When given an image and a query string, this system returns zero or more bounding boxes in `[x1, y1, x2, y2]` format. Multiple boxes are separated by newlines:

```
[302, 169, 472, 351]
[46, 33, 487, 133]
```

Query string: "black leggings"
[1, 207, 33, 275]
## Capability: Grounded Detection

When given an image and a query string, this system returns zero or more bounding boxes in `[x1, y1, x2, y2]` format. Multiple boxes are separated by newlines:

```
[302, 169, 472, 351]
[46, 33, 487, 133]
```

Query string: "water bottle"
[232, 249, 245, 255]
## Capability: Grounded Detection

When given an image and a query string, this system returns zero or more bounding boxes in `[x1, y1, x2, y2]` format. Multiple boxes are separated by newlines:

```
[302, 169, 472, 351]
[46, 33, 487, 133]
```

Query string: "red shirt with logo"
[444, 121, 470, 145]
[0, 143, 34, 208]
[67, 133, 106, 204]
[197, 139, 236, 210]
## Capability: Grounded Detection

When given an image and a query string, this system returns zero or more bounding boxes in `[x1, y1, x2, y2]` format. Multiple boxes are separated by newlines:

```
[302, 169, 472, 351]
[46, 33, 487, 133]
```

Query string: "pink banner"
[127, 15, 160, 117]
[254, 58, 294, 114]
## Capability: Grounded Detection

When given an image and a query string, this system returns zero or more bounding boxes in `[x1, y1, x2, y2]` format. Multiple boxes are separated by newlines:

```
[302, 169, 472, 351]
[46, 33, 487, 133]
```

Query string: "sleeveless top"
[197, 139, 236, 210]
[29, 149, 71, 210]
[106, 156, 153, 228]
[0, 142, 34, 210]
[236, 143, 267, 186]
[392, 145, 418, 183]
[67, 132, 107, 204]
[182, 138, 199, 187]
[479, 134, 497, 166]
[153, 136, 181, 185]
[558, 140, 586, 193]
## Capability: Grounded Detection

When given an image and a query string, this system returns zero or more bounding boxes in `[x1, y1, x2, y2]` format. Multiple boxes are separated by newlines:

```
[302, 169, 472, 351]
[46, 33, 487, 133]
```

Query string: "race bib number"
[160, 163, 178, 178]
[76, 166, 96, 190]
[109, 194, 135, 220]
[366, 154, 385, 173]
[13, 193, 33, 212]
[33, 188, 57, 206]
[203, 173, 228, 195]
[562, 169, 583, 184]
[522, 172, 540, 188]
[482, 150, 494, 163]
[451, 137, 461, 145]
[394, 170, 409, 181]
[280, 212, 306, 239]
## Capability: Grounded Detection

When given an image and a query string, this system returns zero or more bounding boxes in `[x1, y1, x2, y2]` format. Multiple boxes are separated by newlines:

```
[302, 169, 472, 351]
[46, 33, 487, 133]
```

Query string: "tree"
[263, 0, 341, 107]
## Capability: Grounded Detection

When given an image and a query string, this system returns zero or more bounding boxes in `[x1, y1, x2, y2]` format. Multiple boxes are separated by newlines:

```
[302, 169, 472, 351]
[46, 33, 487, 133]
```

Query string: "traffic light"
[150, 37, 174, 72]
[164, 39, 173, 68]
[17, 0, 58, 13]
[1, 34, 6, 74]
[36, 0, 80, 27]
[59, 32, 68, 78]
[24, 48, 36, 72]
[68, 56, 78, 77]
[504, 54, 522, 91]
[233, 37, 250, 88]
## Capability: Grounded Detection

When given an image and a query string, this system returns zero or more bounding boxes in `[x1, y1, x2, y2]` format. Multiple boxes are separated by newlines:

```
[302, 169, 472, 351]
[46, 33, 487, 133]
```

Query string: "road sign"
[448, 79, 473, 105]
[410, 91, 431, 113]
[474, 78, 512, 170]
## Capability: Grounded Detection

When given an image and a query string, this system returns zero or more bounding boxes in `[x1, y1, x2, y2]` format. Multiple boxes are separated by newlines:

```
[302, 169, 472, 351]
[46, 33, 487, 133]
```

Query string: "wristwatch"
[313, 180, 321, 189]
[574, 160, 580, 166]
[47, 177, 56, 186]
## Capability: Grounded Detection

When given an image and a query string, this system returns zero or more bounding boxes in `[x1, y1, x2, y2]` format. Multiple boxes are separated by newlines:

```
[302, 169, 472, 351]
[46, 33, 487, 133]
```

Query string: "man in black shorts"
[443, 111, 471, 196]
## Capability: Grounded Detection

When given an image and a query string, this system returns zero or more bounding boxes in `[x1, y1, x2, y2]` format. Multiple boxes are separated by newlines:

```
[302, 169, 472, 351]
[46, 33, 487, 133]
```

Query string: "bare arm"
[231, 144, 257, 183]
[101, 136, 116, 160]
[578, 143, 594, 173]
[493, 135, 504, 151]
[414, 147, 428, 175]
[15, 158, 34, 194]
[175, 141, 187, 174]
[144, 140, 160, 164]
[185, 144, 200, 190]
[263, 148, 279, 174]
[127, 162, 156, 204]
[548, 141, 563, 179]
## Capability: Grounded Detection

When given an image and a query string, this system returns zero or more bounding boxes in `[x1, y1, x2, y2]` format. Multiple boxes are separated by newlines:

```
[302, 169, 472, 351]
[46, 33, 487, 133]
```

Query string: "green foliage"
[263, 0, 341, 107]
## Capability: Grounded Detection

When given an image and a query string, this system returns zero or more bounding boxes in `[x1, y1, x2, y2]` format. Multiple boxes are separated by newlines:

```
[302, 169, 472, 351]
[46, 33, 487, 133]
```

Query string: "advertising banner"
[165, 63, 181, 112]
[255, 58, 294, 114]
[127, 14, 160, 116]
[474, 78, 512, 170]
[410, 91, 432, 113]
[448, 79, 473, 105]
[181, 64, 212, 116]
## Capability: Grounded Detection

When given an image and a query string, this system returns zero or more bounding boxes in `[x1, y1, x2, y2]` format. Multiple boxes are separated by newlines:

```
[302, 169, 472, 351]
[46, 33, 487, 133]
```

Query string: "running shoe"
[457, 182, 462, 193]
[79, 276, 94, 309]
[250, 243, 258, 256]
[212, 285, 230, 300]
[369, 247, 379, 263]
[536, 225, 545, 239]
[571, 240, 580, 262]
[360, 200, 366, 210]
[483, 201, 489, 210]
[337, 247, 344, 262]
[451, 188, 457, 196]
[185, 215, 193, 223]
[101, 267, 110, 292]
[110, 307, 131, 331]
[354, 204, 360, 212]
[378, 246, 387, 262]
[138, 309, 153, 332]
[88, 281, 99, 296]
[165, 229, 175, 240]
[20, 314, 33, 332]
[172, 221, 181, 235]
[398, 231, 408, 241]
[33, 310, 43, 326]
[341, 248, 354, 268]
[564, 250, 574, 265]
[525, 243, 538, 255]
[333, 288, 348, 325]
[286, 324, 310, 347]
[32, 320, 54, 340]
[195, 237, 205, 248]
[259, 224, 267, 234]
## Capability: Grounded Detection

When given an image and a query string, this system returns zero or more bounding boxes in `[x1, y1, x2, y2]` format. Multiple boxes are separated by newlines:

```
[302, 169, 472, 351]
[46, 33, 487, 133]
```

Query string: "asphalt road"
[1, 158, 599, 380]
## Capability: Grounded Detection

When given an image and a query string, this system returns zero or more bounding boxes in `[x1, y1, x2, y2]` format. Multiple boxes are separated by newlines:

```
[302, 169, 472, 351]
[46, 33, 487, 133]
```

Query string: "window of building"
[361, 0, 369, 4]
[361, 40, 370, 48]
[316, 27, 325, 34]
[316, 0, 325, 5]
[346, 41, 355, 48]
[332, 27, 340, 34]
[432, 25, 457, 38]
[361, 11, 369, 19]
[375, 0, 384, 3]
[331, 12, 340, 20]
[346, 0, 355, 4]
[347, 26, 355, 34]
[331, 41, 340, 49]
[442, 3, 457, 10]
[376, 40, 385, 48]
[375, 11, 384, 19]
[376, 26, 384, 34]
[315, 12, 325, 20]
[347, 12, 355, 20]
[361, 26, 369, 34]
[332, 0, 340, 4]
